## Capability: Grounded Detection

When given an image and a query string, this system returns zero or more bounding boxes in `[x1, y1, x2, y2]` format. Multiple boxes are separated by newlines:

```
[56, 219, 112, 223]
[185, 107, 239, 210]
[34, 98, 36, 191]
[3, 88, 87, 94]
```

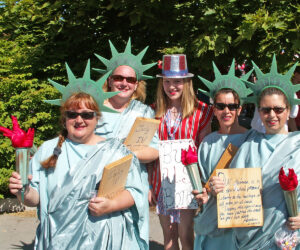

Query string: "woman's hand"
[8, 171, 39, 206]
[287, 213, 300, 231]
[148, 188, 157, 206]
[192, 188, 209, 205]
[209, 176, 225, 196]
[9, 171, 23, 195]
[88, 197, 114, 217]
[9, 171, 32, 195]
[89, 190, 135, 217]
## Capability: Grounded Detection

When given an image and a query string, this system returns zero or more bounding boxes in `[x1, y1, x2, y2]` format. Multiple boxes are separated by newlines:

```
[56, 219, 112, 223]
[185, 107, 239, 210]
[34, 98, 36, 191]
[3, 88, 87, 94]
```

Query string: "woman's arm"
[88, 189, 135, 216]
[133, 146, 159, 163]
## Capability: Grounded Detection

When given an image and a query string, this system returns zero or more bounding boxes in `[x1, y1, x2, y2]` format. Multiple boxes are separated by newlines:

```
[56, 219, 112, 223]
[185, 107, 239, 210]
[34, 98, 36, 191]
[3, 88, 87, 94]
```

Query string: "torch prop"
[275, 167, 300, 249]
[181, 146, 202, 192]
[0, 116, 34, 202]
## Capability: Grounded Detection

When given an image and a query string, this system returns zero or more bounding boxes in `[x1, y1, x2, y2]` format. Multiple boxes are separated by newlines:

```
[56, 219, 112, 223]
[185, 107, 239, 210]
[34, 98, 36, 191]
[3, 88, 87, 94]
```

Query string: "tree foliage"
[0, 0, 299, 197]
[108, 0, 299, 72]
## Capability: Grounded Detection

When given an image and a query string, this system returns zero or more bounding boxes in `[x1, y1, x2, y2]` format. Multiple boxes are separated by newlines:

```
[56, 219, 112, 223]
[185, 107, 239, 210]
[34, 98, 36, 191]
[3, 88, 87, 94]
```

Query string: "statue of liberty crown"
[198, 59, 253, 104]
[93, 38, 156, 80]
[44, 60, 119, 112]
[244, 54, 300, 105]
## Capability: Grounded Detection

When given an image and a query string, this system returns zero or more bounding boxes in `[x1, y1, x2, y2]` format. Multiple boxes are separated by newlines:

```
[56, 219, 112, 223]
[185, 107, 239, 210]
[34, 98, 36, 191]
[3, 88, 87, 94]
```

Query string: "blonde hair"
[41, 93, 101, 169]
[155, 78, 197, 119]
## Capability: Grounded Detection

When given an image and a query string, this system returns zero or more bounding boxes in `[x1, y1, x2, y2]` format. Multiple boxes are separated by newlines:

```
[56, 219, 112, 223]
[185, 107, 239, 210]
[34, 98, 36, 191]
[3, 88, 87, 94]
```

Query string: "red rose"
[279, 167, 298, 191]
[181, 146, 198, 165]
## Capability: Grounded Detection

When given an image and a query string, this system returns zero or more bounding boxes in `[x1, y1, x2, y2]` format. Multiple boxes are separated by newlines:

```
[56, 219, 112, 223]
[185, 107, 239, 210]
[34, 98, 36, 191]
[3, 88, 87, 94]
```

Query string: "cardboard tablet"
[205, 143, 238, 192]
[124, 117, 160, 151]
[97, 154, 133, 199]
[216, 168, 263, 228]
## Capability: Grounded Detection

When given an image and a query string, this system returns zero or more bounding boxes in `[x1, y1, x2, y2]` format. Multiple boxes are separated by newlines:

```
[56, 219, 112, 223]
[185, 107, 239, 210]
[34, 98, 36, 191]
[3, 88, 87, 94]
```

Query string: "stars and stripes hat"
[156, 54, 194, 78]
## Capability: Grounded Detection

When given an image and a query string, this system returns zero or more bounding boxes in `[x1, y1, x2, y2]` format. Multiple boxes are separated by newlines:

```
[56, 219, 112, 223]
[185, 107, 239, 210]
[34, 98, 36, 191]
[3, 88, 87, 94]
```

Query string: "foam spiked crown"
[198, 59, 253, 104]
[44, 60, 119, 113]
[243, 55, 300, 106]
[94, 38, 156, 80]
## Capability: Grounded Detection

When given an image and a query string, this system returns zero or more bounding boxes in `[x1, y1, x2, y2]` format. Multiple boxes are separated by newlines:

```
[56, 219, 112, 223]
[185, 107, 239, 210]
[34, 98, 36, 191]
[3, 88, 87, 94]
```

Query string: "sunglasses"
[259, 107, 287, 114]
[65, 111, 96, 120]
[111, 75, 137, 84]
[214, 103, 240, 111]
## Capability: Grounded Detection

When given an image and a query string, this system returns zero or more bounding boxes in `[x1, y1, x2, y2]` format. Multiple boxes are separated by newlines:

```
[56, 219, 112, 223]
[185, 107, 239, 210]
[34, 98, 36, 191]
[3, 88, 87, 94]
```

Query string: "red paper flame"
[279, 167, 298, 191]
[181, 145, 198, 165]
[0, 116, 34, 148]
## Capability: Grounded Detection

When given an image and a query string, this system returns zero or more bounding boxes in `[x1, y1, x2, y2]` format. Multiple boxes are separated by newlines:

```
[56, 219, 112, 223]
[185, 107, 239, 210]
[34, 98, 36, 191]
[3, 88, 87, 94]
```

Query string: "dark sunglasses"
[259, 107, 287, 114]
[111, 75, 137, 84]
[65, 111, 96, 120]
[214, 103, 240, 111]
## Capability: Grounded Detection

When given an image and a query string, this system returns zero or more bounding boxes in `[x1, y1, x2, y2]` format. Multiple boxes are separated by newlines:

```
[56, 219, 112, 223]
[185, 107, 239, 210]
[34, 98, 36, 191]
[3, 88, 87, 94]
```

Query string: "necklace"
[169, 107, 181, 120]
[165, 109, 182, 140]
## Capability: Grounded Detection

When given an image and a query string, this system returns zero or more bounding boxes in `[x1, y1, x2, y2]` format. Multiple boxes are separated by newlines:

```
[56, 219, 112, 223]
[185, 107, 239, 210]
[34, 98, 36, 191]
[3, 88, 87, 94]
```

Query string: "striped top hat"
[157, 54, 194, 78]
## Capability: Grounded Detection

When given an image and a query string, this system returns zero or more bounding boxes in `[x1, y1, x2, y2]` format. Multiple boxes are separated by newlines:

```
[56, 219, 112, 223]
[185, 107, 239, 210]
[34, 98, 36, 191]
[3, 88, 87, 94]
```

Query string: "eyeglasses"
[214, 103, 240, 111]
[111, 75, 137, 84]
[258, 107, 287, 114]
[65, 111, 96, 120]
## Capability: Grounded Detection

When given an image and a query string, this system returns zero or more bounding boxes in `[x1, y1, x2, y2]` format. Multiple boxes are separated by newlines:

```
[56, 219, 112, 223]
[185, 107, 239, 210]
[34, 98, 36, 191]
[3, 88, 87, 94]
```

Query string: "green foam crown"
[198, 59, 253, 104]
[94, 38, 156, 80]
[244, 55, 300, 106]
[44, 60, 119, 113]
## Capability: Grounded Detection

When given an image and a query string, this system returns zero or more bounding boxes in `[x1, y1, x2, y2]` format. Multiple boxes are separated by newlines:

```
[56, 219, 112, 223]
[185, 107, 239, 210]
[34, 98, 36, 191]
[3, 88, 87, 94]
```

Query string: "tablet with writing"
[216, 168, 263, 228]
[97, 154, 133, 199]
[159, 139, 198, 209]
[124, 117, 160, 151]
[205, 143, 238, 192]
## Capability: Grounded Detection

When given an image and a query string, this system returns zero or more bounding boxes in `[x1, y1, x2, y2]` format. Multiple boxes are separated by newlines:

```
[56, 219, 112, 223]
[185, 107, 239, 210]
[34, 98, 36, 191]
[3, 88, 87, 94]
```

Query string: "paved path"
[0, 208, 163, 250]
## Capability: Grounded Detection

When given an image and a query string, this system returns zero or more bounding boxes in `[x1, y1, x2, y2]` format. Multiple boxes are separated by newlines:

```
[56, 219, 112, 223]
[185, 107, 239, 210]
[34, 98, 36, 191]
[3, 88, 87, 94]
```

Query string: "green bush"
[0, 76, 61, 198]
[0, 31, 61, 198]
[0, 168, 13, 199]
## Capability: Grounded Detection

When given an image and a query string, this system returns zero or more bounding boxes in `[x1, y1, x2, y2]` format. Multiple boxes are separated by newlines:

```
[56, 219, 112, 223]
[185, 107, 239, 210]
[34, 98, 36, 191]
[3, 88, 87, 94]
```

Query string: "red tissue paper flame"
[0, 116, 34, 148]
[279, 167, 298, 191]
[181, 145, 198, 165]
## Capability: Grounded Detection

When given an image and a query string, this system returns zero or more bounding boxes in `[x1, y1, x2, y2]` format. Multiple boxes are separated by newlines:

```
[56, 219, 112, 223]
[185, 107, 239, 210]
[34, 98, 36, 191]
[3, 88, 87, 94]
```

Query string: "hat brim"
[156, 73, 194, 78]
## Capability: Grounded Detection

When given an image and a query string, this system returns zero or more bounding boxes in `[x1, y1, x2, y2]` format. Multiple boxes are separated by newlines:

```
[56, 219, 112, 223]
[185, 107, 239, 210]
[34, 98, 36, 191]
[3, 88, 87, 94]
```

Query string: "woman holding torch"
[228, 55, 300, 249]
[5, 61, 149, 250]
[193, 59, 254, 250]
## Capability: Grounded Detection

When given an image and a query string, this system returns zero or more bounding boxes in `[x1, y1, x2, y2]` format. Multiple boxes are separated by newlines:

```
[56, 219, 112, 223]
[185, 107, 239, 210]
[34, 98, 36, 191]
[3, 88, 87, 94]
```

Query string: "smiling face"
[213, 91, 242, 130]
[259, 93, 290, 134]
[62, 93, 100, 145]
[162, 78, 184, 102]
[108, 65, 138, 102]
[65, 103, 98, 144]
